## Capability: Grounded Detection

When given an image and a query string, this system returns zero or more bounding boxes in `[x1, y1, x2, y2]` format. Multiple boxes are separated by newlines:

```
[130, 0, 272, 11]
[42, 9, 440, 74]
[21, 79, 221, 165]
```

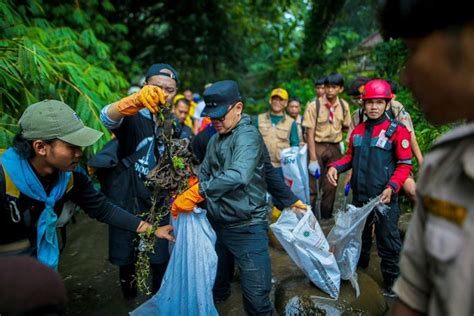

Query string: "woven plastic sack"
[270, 207, 340, 298]
[131, 208, 218, 316]
[280, 145, 310, 204]
[327, 196, 388, 297]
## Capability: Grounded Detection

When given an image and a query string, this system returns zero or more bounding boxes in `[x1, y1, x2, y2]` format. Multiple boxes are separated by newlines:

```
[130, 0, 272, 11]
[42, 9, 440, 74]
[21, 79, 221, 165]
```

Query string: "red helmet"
[361, 79, 393, 100]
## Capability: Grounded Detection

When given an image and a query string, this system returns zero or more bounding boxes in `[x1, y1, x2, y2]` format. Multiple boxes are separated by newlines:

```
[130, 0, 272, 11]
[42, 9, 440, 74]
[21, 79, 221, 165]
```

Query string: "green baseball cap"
[19, 100, 103, 147]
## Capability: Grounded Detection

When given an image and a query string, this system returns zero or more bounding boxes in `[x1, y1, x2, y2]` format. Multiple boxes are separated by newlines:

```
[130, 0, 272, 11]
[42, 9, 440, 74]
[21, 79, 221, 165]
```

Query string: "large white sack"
[280, 145, 310, 204]
[327, 196, 388, 297]
[271, 208, 340, 298]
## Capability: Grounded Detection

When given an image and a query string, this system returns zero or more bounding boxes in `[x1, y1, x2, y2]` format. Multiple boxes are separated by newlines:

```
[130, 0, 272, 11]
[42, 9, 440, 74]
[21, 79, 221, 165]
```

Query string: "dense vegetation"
[0, 0, 449, 158]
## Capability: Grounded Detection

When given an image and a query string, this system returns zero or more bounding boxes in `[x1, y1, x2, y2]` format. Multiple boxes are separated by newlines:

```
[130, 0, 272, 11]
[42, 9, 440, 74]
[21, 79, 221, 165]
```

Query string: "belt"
[0, 239, 31, 253]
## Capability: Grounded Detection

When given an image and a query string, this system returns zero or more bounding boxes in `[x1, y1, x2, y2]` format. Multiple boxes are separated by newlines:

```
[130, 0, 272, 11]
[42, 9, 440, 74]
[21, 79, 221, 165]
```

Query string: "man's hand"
[308, 160, 321, 177]
[380, 187, 393, 204]
[116, 85, 167, 116]
[327, 167, 338, 186]
[291, 200, 307, 215]
[155, 225, 175, 242]
[171, 184, 205, 218]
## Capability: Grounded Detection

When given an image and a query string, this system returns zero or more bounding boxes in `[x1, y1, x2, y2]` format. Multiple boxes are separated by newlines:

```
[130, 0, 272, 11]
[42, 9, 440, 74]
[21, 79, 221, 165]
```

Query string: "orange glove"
[291, 200, 307, 210]
[116, 85, 167, 116]
[171, 183, 205, 218]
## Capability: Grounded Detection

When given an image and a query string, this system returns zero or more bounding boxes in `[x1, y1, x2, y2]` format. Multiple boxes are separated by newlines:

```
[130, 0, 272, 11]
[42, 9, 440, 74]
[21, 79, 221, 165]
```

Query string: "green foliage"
[0, 1, 129, 155]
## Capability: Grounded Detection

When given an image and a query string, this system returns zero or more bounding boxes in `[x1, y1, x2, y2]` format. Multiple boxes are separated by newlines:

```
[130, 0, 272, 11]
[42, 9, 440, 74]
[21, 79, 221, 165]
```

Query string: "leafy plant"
[0, 1, 129, 155]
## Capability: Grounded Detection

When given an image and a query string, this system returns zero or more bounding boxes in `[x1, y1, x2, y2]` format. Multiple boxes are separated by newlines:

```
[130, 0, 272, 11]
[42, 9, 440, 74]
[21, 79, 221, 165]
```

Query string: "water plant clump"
[134, 106, 195, 294]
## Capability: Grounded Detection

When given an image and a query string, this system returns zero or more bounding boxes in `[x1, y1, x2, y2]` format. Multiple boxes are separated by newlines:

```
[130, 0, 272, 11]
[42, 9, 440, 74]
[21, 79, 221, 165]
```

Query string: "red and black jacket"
[329, 116, 412, 202]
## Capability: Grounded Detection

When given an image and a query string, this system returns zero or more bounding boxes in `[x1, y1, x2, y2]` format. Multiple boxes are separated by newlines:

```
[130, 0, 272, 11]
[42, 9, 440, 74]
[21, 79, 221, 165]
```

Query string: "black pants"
[356, 200, 401, 287]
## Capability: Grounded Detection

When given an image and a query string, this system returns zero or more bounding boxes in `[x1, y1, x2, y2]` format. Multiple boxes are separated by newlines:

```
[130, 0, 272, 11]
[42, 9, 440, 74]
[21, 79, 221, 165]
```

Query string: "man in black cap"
[172, 80, 273, 315]
[97, 64, 178, 298]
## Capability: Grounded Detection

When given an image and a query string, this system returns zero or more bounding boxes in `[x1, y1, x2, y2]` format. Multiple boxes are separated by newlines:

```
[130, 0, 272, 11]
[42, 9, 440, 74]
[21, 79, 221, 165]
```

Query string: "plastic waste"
[327, 196, 388, 297]
[280, 145, 311, 204]
[270, 207, 340, 298]
[131, 207, 218, 316]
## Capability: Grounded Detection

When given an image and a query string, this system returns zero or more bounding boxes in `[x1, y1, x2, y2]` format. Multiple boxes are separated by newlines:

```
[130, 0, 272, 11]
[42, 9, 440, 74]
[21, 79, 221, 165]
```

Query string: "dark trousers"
[309, 142, 341, 219]
[212, 223, 273, 316]
[356, 200, 401, 287]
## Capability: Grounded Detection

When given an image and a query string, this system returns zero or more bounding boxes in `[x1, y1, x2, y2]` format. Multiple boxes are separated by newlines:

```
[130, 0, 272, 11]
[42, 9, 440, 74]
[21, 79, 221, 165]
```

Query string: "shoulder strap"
[340, 99, 349, 118]
[316, 98, 320, 123]
[358, 108, 364, 124]
[385, 120, 399, 138]
[0, 162, 6, 201]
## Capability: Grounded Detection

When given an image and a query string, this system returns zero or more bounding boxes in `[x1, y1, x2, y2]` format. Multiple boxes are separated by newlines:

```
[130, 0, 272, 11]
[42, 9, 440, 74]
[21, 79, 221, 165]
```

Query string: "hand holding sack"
[116, 85, 167, 115]
[171, 183, 205, 218]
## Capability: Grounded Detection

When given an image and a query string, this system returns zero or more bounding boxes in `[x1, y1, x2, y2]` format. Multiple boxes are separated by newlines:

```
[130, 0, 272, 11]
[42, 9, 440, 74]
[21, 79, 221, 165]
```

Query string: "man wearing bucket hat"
[172, 80, 273, 315]
[0, 100, 174, 271]
[96, 63, 179, 298]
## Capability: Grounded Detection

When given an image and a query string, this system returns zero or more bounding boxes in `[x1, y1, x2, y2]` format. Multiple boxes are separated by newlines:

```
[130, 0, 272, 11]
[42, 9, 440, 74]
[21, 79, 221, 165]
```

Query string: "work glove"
[291, 200, 307, 216]
[291, 200, 307, 210]
[116, 85, 167, 116]
[171, 183, 205, 218]
[308, 160, 321, 178]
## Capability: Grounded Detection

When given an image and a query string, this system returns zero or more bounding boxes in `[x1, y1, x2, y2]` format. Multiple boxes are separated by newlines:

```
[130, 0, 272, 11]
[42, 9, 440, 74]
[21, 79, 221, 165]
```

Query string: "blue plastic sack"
[131, 208, 218, 316]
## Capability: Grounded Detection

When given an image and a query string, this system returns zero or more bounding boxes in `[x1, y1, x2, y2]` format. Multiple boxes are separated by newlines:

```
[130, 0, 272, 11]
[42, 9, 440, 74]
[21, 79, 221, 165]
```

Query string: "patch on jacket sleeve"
[401, 139, 410, 149]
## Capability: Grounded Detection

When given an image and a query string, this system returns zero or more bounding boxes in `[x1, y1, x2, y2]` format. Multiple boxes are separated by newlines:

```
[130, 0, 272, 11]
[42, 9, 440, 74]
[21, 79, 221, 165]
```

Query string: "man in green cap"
[0, 100, 174, 271]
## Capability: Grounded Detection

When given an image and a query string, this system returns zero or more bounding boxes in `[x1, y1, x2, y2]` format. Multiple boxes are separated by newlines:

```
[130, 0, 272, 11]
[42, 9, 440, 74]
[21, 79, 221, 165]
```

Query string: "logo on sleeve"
[401, 139, 410, 149]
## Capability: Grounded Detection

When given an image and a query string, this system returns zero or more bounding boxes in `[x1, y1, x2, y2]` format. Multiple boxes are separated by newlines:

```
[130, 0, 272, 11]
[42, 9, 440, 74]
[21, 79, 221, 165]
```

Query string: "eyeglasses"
[151, 84, 177, 94]
[211, 102, 238, 122]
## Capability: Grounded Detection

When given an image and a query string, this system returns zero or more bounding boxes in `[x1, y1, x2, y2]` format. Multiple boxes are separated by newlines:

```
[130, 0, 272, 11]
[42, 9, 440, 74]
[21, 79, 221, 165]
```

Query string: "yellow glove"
[171, 184, 205, 218]
[291, 200, 307, 210]
[116, 85, 167, 116]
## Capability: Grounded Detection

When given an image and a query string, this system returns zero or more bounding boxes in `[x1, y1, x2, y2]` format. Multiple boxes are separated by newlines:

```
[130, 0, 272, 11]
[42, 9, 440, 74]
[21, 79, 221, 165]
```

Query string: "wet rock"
[274, 273, 387, 316]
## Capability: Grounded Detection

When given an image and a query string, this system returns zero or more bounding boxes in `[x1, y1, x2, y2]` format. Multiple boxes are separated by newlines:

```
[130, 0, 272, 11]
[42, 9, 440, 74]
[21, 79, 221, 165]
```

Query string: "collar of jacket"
[226, 113, 251, 135]
[366, 115, 388, 126]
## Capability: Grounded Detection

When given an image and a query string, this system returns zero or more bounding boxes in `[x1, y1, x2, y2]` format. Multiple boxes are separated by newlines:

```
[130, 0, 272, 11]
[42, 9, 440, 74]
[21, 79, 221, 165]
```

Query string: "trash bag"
[270, 208, 340, 298]
[280, 145, 310, 204]
[326, 196, 388, 297]
[130, 208, 218, 316]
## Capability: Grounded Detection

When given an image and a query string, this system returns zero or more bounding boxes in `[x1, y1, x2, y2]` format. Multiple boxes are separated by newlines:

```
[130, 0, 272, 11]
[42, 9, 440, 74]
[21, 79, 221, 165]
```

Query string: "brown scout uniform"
[257, 112, 294, 168]
[302, 95, 351, 218]
[393, 123, 474, 315]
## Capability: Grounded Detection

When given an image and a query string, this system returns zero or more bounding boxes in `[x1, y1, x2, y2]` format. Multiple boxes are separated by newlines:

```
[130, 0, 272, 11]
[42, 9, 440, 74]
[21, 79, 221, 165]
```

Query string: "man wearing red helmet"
[327, 79, 413, 297]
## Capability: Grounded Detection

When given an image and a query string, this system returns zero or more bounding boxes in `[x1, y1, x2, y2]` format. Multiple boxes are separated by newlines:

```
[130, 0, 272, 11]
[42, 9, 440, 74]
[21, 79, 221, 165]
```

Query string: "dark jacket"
[192, 125, 298, 210]
[330, 116, 412, 203]
[199, 114, 268, 226]
[0, 168, 141, 245]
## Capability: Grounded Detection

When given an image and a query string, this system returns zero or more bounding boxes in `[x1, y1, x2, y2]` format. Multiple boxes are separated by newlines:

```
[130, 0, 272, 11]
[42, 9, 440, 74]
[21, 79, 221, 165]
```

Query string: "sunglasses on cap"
[211, 102, 239, 122]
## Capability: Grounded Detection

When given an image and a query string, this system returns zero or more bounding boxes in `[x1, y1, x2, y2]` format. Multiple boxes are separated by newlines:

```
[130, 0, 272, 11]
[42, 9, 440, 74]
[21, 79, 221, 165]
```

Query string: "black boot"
[119, 264, 137, 299]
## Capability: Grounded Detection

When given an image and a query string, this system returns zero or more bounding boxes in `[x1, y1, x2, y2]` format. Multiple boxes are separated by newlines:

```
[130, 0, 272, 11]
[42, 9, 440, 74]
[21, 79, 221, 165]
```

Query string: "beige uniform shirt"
[302, 95, 351, 143]
[393, 122, 474, 315]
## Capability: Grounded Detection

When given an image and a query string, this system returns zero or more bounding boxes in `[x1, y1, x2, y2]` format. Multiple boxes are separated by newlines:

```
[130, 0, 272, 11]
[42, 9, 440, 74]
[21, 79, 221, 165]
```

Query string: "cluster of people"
[1, 0, 473, 315]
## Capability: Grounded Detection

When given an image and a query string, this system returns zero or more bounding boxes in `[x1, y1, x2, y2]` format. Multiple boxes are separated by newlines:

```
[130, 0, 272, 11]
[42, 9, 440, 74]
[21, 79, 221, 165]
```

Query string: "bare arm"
[392, 299, 425, 316]
[410, 133, 424, 165]
[306, 127, 317, 161]
[106, 101, 126, 121]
